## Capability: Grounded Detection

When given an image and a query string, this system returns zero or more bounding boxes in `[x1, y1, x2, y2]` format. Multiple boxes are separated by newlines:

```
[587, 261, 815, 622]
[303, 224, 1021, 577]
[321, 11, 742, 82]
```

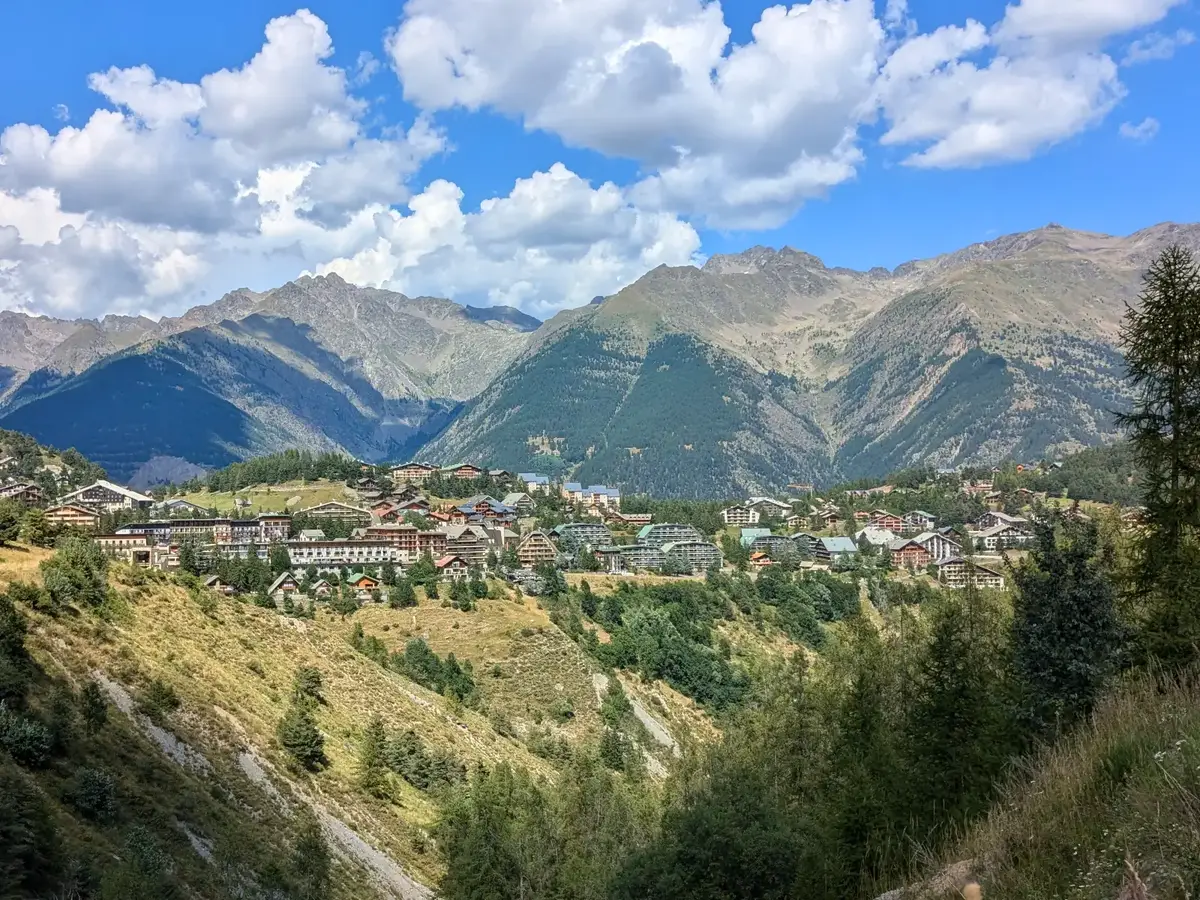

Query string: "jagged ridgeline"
[1, 222, 1198, 493]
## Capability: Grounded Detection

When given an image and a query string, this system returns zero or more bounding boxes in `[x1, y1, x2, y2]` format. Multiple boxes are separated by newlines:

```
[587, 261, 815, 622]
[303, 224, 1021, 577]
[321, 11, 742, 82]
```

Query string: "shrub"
[65, 766, 118, 822]
[292, 666, 324, 704]
[0, 705, 54, 767]
[137, 678, 181, 724]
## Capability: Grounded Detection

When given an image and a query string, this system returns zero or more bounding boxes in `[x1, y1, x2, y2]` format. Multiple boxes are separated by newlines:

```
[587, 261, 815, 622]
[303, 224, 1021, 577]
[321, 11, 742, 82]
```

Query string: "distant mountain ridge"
[0, 277, 541, 481]
[2, 222, 1197, 493]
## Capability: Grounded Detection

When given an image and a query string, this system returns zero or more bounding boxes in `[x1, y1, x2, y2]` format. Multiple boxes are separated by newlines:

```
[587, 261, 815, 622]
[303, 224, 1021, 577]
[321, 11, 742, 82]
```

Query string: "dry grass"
[180, 479, 355, 513]
[1, 543, 732, 890]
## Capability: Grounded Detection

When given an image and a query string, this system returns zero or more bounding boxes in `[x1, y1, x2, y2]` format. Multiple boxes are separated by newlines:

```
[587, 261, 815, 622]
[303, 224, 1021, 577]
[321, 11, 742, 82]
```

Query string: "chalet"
[721, 505, 760, 526]
[44, 504, 100, 530]
[310, 579, 335, 599]
[888, 539, 932, 570]
[457, 495, 517, 523]
[747, 497, 792, 519]
[961, 480, 994, 497]
[157, 498, 209, 516]
[813, 537, 859, 565]
[517, 473, 552, 495]
[298, 501, 372, 527]
[553, 522, 613, 549]
[0, 482, 44, 506]
[390, 462, 438, 483]
[602, 510, 652, 527]
[268, 571, 301, 600]
[901, 510, 937, 535]
[912, 531, 962, 562]
[936, 558, 1006, 590]
[868, 509, 905, 532]
[815, 508, 841, 530]
[502, 492, 536, 515]
[371, 499, 399, 519]
[296, 529, 327, 541]
[440, 525, 494, 567]
[855, 526, 897, 548]
[436, 554, 471, 581]
[61, 480, 154, 513]
[852, 511, 872, 524]
[976, 511, 1029, 531]
[355, 477, 381, 494]
[349, 574, 382, 601]
[202, 575, 237, 596]
[636, 522, 704, 548]
[488, 469, 513, 482]
[396, 496, 432, 513]
[749, 551, 774, 568]
[663, 540, 723, 574]
[517, 531, 558, 567]
[788, 483, 815, 495]
[1062, 506, 1093, 523]
[971, 522, 1033, 551]
[442, 463, 485, 480]
[785, 514, 805, 530]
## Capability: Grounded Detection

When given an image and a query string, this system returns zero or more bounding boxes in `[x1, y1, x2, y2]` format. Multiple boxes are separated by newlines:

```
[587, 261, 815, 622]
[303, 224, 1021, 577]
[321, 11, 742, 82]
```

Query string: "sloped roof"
[819, 537, 859, 553]
[63, 479, 154, 504]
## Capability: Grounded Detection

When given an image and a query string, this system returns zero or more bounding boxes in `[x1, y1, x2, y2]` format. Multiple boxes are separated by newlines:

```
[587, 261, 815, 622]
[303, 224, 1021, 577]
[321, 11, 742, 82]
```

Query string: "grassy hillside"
[0, 543, 725, 896]
[179, 479, 359, 514]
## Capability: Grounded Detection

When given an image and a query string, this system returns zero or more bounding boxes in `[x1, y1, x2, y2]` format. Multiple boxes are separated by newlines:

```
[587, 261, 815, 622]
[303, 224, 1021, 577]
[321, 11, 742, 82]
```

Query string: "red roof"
[436, 555, 467, 568]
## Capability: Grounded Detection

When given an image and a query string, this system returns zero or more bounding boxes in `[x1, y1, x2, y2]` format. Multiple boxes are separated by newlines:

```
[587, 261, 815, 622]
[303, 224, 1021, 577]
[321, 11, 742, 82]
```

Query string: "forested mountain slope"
[425, 222, 1200, 491]
[4, 223, 1200, 492]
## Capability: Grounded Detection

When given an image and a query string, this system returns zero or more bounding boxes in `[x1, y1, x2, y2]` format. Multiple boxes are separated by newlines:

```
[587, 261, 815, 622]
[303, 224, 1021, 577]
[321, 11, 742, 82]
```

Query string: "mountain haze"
[1, 222, 1197, 492]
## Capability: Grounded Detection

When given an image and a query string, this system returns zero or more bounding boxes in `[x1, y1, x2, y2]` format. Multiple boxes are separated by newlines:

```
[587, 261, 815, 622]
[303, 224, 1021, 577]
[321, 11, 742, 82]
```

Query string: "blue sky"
[0, 0, 1197, 321]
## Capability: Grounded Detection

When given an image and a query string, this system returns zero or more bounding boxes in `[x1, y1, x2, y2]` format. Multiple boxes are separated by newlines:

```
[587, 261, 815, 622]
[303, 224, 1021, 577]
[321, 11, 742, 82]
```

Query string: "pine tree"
[278, 702, 326, 770]
[902, 583, 1015, 840]
[357, 715, 390, 797]
[1117, 243, 1200, 666]
[1010, 517, 1123, 739]
[389, 577, 417, 609]
[269, 544, 292, 576]
[381, 561, 397, 586]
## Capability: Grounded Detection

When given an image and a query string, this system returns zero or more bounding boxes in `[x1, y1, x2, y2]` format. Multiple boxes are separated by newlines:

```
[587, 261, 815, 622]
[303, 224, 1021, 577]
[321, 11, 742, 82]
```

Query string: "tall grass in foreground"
[940, 670, 1200, 900]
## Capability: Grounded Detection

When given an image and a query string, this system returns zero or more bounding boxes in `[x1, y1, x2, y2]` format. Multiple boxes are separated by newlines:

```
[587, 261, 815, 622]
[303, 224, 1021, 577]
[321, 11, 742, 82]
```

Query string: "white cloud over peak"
[316, 164, 701, 319]
[0, 9, 694, 320]
[0, 1, 1190, 321]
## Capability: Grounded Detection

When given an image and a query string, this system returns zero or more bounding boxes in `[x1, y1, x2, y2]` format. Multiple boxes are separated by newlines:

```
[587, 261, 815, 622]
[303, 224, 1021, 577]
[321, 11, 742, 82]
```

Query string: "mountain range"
[1, 221, 1196, 494]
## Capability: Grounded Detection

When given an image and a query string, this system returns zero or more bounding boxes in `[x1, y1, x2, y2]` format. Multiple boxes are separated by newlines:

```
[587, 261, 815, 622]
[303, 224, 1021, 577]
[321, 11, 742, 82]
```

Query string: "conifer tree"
[278, 702, 326, 770]
[1010, 518, 1123, 739]
[1117, 243, 1200, 666]
[357, 715, 390, 797]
